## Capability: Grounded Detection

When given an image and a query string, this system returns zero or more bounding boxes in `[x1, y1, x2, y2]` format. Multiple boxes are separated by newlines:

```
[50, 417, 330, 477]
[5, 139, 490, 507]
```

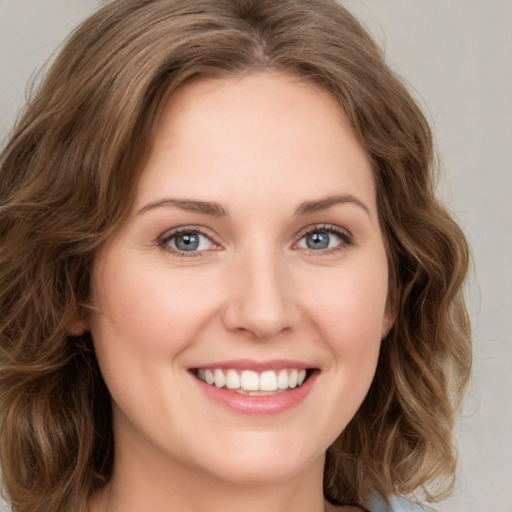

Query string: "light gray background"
[1, 1, 511, 511]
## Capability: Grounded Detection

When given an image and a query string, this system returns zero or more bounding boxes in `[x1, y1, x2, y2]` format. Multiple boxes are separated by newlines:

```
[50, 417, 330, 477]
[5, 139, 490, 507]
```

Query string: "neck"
[92, 463, 328, 512]
[90, 422, 329, 512]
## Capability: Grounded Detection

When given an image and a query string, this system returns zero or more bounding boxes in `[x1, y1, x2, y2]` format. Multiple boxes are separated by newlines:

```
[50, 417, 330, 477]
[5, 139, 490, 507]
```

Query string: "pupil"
[307, 232, 329, 249]
[176, 233, 199, 251]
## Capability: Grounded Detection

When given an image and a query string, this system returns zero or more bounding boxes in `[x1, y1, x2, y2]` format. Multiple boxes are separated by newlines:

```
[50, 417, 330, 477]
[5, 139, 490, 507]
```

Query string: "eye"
[159, 229, 217, 254]
[296, 225, 352, 252]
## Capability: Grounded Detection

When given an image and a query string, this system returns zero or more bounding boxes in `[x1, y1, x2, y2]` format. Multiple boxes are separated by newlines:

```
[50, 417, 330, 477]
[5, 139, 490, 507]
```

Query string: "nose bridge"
[222, 243, 298, 338]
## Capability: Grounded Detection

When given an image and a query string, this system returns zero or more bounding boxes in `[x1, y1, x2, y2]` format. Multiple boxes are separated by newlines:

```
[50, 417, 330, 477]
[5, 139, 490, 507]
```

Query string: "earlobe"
[67, 301, 96, 336]
[381, 296, 398, 340]
[382, 282, 400, 339]
[381, 312, 395, 340]
[67, 317, 88, 337]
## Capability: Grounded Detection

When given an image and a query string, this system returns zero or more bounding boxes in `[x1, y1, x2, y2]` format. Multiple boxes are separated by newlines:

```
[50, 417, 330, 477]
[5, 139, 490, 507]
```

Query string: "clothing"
[370, 495, 436, 512]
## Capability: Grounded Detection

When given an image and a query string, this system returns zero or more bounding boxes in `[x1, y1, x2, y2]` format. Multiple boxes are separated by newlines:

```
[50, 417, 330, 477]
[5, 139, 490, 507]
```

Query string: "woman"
[0, 1, 471, 511]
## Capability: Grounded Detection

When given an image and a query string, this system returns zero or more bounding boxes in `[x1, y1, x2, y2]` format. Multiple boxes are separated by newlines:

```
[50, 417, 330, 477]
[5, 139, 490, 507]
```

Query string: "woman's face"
[88, 73, 393, 485]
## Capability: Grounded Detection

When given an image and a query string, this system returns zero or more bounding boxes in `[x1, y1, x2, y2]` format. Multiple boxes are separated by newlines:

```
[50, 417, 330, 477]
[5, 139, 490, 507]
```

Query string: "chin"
[187, 430, 326, 486]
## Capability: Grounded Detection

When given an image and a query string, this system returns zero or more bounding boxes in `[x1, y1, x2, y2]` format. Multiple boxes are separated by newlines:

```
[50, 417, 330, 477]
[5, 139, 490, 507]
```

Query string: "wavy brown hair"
[0, 1, 471, 511]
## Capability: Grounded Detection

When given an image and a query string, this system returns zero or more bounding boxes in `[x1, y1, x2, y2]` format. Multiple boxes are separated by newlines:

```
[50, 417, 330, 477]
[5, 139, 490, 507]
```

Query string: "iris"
[175, 232, 200, 251]
[306, 232, 330, 250]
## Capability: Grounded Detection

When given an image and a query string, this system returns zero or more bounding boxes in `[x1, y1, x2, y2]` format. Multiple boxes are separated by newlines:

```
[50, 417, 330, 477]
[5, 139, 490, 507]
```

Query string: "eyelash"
[294, 224, 354, 255]
[157, 224, 353, 257]
[158, 227, 220, 257]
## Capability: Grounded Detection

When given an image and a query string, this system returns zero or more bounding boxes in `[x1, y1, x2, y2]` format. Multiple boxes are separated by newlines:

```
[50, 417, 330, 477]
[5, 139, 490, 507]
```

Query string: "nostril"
[220, 266, 299, 339]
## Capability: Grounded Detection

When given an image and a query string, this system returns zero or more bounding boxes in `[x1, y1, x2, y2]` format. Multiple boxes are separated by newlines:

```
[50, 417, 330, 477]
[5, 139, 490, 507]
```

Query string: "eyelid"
[157, 225, 222, 255]
[156, 223, 353, 257]
[293, 223, 354, 252]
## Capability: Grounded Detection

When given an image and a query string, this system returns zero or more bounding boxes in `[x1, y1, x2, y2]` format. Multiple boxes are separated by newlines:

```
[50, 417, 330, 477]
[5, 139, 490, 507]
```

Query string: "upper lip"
[189, 359, 315, 371]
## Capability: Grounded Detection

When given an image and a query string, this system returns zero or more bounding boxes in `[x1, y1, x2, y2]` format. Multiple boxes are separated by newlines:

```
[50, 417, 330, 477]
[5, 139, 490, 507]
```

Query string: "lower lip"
[192, 372, 317, 415]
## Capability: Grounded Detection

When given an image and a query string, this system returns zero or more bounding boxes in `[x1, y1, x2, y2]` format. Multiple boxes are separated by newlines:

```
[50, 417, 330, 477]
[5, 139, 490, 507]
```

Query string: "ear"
[67, 313, 88, 337]
[381, 284, 400, 339]
[68, 322, 87, 337]
[381, 309, 395, 340]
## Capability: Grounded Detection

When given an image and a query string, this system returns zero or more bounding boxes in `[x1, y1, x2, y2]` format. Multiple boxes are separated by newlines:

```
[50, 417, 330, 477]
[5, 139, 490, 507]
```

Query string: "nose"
[221, 248, 299, 339]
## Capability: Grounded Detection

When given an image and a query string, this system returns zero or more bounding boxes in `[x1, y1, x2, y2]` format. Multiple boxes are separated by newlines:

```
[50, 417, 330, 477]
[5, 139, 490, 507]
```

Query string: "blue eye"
[304, 232, 330, 249]
[297, 227, 350, 251]
[162, 230, 214, 253]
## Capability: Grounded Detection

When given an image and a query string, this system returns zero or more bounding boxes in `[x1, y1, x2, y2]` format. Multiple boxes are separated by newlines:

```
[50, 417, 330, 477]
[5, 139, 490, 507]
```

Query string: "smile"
[190, 362, 318, 414]
[194, 368, 308, 395]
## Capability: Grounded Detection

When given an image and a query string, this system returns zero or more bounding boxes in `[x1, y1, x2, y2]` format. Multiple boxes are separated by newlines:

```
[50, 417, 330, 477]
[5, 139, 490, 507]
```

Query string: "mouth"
[189, 360, 318, 414]
[192, 367, 313, 396]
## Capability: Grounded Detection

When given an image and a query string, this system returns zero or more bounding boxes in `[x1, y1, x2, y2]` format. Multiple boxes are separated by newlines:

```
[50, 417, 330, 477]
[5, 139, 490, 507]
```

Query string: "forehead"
[135, 72, 376, 215]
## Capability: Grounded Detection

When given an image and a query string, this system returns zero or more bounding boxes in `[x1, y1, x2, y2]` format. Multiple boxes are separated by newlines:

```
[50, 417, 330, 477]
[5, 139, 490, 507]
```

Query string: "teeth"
[205, 369, 215, 385]
[240, 370, 259, 391]
[289, 369, 298, 388]
[196, 368, 309, 392]
[214, 369, 225, 388]
[260, 370, 278, 391]
[225, 369, 240, 389]
[277, 369, 289, 389]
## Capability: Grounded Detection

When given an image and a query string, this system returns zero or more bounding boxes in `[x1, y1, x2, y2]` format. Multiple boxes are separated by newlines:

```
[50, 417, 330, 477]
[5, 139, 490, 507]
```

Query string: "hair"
[0, 0, 471, 511]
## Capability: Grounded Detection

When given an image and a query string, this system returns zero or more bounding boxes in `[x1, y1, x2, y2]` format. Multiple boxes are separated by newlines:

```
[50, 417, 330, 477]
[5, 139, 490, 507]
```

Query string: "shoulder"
[370, 495, 437, 512]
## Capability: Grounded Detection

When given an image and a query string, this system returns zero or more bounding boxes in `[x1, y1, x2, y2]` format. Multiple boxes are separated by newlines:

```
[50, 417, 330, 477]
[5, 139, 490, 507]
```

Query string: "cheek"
[303, 262, 388, 387]
[296, 269, 387, 439]
[88, 257, 220, 423]
[90, 257, 218, 359]
[307, 264, 389, 340]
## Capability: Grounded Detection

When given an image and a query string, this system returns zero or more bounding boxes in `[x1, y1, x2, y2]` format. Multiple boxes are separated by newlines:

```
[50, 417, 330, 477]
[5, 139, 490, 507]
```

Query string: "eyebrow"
[137, 193, 371, 219]
[294, 194, 372, 217]
[137, 198, 227, 217]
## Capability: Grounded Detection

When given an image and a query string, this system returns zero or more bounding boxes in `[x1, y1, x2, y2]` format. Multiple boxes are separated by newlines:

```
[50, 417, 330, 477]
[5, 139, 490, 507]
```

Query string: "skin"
[87, 72, 393, 512]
